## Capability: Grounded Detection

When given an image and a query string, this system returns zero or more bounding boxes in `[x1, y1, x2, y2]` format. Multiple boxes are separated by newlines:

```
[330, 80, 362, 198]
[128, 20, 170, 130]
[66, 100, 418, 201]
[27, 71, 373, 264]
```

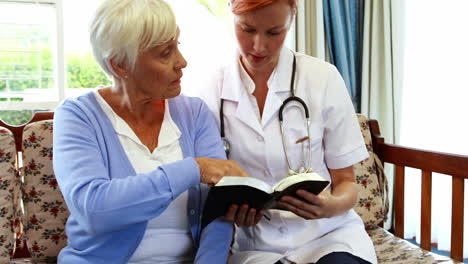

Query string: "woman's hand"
[194, 158, 249, 186]
[195, 158, 262, 226]
[277, 166, 359, 220]
[277, 190, 339, 219]
[224, 204, 264, 227]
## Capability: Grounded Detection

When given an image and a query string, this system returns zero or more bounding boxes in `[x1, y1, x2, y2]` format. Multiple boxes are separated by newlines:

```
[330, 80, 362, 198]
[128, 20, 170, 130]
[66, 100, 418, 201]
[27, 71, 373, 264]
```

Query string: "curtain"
[295, 0, 325, 60]
[323, 0, 364, 111]
[360, 0, 405, 229]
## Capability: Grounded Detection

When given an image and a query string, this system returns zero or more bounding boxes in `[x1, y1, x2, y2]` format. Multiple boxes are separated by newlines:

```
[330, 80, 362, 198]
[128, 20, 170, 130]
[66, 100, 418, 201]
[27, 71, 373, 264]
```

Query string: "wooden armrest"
[368, 119, 468, 261]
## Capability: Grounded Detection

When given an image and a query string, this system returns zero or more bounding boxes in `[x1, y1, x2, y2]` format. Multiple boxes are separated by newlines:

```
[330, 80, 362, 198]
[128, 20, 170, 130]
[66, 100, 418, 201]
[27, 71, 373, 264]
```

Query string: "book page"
[273, 172, 326, 192]
[215, 176, 273, 194]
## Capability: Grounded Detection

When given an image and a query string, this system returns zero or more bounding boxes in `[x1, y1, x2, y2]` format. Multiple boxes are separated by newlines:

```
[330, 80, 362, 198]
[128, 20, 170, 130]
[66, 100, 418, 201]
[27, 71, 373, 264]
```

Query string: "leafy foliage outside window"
[0, 22, 55, 92]
[0, 110, 33, 126]
[0, 49, 110, 125]
[1, 0, 229, 125]
[0, 48, 54, 91]
[66, 52, 110, 88]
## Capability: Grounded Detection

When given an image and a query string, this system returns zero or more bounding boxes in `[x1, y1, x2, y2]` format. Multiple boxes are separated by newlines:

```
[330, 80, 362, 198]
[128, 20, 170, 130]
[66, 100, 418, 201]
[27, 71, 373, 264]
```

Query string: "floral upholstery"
[353, 114, 389, 228]
[5, 114, 464, 264]
[21, 120, 68, 262]
[0, 127, 19, 263]
[367, 225, 463, 264]
[355, 114, 461, 264]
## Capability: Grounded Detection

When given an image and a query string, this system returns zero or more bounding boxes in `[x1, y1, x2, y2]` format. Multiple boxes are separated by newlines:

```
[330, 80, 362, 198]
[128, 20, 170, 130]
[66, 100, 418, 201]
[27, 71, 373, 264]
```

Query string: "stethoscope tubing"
[220, 50, 312, 174]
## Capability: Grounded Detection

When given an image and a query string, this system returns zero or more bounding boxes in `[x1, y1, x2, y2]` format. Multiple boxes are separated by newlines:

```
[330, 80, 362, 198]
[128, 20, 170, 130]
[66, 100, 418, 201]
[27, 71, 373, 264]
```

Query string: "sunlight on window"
[62, 0, 109, 97]
[401, 0, 468, 257]
[0, 0, 291, 123]
[62, 0, 235, 97]
[401, 0, 468, 155]
[0, 2, 57, 104]
[168, 0, 235, 96]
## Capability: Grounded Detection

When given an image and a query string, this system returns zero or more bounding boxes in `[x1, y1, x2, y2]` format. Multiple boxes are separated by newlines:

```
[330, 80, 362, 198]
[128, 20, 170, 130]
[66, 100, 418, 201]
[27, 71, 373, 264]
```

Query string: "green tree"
[0, 110, 33, 126]
[0, 24, 54, 92]
[66, 53, 110, 88]
[0, 24, 110, 125]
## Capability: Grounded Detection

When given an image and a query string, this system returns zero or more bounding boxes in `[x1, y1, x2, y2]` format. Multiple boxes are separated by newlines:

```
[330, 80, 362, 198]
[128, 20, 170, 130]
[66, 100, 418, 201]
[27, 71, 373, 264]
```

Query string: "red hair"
[230, 0, 297, 15]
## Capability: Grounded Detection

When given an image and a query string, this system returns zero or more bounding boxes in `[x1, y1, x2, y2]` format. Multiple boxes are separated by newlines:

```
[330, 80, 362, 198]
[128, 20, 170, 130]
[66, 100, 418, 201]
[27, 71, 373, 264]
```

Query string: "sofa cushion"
[353, 114, 389, 227]
[22, 120, 69, 261]
[367, 225, 462, 264]
[0, 127, 20, 262]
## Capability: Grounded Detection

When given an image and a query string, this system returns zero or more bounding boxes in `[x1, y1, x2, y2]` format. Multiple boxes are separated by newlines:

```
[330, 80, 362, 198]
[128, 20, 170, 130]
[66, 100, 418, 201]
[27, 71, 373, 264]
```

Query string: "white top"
[201, 47, 378, 264]
[94, 90, 195, 264]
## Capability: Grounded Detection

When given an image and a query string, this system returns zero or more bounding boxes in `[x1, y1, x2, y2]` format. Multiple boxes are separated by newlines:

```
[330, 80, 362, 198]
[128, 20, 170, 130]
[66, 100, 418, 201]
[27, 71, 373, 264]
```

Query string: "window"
[61, 0, 109, 98]
[0, 0, 63, 111]
[401, 0, 468, 257]
[0, 0, 294, 125]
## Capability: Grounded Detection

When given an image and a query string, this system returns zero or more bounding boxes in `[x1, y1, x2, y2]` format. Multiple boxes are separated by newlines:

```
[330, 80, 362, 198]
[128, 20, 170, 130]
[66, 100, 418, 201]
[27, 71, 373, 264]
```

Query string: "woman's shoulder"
[58, 90, 98, 108]
[171, 94, 203, 106]
[294, 52, 338, 73]
[55, 90, 85, 111]
[55, 90, 104, 123]
[168, 95, 216, 133]
[293, 52, 343, 85]
[169, 94, 209, 116]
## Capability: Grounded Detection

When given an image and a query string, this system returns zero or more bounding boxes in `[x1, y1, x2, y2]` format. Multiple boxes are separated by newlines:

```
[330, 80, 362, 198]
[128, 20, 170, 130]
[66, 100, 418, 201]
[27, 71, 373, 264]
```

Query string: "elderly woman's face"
[233, 0, 292, 73]
[130, 31, 187, 100]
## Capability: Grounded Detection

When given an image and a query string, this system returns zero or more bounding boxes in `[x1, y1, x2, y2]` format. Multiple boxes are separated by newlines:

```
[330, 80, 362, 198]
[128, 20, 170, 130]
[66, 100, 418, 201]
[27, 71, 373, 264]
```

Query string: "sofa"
[0, 112, 466, 263]
[353, 115, 464, 263]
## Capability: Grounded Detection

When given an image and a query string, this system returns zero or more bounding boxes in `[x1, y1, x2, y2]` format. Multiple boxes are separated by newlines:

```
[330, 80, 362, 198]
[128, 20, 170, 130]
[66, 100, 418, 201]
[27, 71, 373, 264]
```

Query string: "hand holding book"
[201, 172, 330, 227]
[224, 203, 265, 226]
[276, 166, 357, 220]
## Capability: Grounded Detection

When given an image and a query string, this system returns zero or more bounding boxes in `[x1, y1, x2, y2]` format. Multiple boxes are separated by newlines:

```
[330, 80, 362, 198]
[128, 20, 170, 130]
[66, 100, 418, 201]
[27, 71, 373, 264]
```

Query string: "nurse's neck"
[240, 56, 276, 86]
[240, 56, 275, 117]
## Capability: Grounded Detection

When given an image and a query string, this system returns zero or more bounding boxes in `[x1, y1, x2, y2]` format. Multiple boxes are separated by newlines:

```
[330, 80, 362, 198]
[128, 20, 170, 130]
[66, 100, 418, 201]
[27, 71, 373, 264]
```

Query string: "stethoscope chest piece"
[222, 137, 231, 158]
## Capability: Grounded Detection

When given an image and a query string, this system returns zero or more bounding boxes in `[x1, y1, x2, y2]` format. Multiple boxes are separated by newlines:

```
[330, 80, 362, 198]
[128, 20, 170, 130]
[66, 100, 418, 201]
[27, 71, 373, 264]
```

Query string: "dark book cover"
[201, 180, 329, 228]
[270, 180, 329, 202]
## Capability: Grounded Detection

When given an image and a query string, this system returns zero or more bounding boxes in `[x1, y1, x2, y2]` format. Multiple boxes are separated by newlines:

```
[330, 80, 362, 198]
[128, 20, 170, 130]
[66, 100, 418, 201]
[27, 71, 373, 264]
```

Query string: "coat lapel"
[261, 47, 295, 128]
[221, 59, 263, 135]
[221, 47, 295, 134]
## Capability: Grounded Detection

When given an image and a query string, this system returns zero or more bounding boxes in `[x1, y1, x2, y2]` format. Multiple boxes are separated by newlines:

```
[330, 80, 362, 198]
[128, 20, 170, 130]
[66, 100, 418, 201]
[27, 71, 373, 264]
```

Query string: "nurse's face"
[233, 0, 293, 74]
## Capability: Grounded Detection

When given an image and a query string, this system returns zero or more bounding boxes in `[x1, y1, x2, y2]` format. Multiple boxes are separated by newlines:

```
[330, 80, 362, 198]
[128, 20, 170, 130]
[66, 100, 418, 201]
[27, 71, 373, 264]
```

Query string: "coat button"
[190, 209, 196, 215]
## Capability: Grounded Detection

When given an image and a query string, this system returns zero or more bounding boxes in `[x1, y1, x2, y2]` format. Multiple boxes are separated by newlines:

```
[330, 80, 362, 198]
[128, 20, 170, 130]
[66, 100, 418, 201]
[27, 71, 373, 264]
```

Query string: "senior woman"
[201, 0, 377, 263]
[52, 0, 247, 263]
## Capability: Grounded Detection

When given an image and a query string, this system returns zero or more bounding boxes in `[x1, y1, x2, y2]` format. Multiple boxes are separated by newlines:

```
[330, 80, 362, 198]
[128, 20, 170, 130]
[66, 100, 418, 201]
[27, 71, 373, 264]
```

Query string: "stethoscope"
[220, 52, 313, 175]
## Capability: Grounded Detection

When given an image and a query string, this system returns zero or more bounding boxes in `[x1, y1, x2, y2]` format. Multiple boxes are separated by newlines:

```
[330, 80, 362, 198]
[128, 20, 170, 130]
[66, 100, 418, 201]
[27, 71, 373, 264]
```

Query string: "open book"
[201, 172, 329, 227]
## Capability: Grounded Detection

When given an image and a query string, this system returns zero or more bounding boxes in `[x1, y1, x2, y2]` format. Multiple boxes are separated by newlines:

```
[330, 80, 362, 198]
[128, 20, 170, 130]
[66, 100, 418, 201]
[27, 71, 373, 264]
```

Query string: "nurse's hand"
[276, 166, 359, 220]
[195, 158, 249, 186]
[224, 204, 264, 227]
[276, 190, 339, 219]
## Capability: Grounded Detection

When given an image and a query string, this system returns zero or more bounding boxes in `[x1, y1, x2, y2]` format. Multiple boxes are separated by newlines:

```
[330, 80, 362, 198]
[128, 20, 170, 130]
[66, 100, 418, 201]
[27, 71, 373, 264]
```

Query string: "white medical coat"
[201, 46, 377, 264]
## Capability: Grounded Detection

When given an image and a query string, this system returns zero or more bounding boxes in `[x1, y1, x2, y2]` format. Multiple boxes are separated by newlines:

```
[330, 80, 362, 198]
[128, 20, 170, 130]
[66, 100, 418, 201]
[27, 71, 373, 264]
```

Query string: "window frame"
[0, 0, 65, 111]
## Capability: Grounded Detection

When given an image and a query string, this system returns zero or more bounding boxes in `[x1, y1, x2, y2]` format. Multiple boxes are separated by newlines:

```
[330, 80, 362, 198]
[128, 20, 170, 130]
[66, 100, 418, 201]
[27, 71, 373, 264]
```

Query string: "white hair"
[89, 0, 177, 88]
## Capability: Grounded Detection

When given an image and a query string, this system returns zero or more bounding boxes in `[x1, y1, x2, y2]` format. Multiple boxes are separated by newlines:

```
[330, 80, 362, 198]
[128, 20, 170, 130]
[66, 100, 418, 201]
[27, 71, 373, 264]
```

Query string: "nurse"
[201, 0, 377, 263]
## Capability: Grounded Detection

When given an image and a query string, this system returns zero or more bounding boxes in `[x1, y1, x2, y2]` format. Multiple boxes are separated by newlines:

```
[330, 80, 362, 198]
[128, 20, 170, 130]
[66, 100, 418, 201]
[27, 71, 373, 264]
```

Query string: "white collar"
[94, 91, 181, 149]
[220, 46, 295, 102]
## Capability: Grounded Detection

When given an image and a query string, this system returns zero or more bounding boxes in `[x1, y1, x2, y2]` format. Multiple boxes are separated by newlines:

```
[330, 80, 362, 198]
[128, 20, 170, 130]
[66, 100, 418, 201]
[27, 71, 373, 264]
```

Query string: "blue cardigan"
[53, 91, 232, 263]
